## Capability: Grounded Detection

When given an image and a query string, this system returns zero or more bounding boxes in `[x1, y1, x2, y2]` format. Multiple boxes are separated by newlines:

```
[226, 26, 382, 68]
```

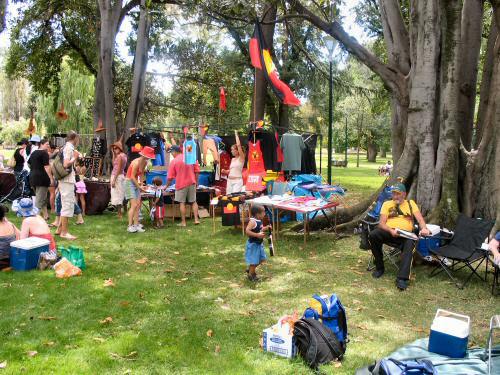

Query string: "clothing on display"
[280, 132, 305, 172]
[202, 138, 219, 166]
[275, 132, 284, 163]
[248, 130, 279, 171]
[83, 157, 103, 178]
[125, 132, 151, 162]
[247, 140, 266, 174]
[220, 198, 241, 226]
[50, 134, 67, 148]
[147, 133, 163, 154]
[183, 138, 197, 165]
[217, 150, 231, 180]
[90, 137, 107, 158]
[301, 133, 317, 174]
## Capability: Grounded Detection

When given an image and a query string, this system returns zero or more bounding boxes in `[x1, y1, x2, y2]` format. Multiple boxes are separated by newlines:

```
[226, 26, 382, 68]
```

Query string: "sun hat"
[110, 140, 124, 153]
[16, 198, 39, 217]
[139, 146, 156, 159]
[167, 145, 181, 153]
[29, 134, 41, 143]
[390, 182, 406, 193]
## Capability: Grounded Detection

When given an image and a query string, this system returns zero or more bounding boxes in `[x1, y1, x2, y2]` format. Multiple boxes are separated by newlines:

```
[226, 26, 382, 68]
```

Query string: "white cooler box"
[428, 309, 470, 358]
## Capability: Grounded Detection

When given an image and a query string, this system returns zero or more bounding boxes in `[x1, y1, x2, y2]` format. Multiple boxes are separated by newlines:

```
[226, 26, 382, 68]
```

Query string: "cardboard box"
[166, 204, 192, 218]
[262, 323, 297, 358]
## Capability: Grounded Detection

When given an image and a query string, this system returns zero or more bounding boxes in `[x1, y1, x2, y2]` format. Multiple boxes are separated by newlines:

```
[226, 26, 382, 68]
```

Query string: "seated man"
[489, 231, 500, 266]
[368, 182, 430, 290]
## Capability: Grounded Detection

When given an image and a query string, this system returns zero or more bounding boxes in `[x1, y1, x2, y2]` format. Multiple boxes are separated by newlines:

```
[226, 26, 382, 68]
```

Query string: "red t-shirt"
[168, 154, 200, 190]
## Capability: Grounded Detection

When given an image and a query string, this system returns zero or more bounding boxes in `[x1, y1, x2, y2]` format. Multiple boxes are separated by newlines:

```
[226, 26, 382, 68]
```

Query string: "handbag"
[51, 152, 70, 180]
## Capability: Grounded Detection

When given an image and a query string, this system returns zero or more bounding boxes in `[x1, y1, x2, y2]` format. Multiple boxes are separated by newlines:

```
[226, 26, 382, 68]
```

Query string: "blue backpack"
[303, 294, 348, 352]
[371, 358, 437, 375]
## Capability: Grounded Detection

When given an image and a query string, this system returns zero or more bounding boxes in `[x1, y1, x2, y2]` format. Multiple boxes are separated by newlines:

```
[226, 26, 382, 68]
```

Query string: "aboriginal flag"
[249, 22, 301, 106]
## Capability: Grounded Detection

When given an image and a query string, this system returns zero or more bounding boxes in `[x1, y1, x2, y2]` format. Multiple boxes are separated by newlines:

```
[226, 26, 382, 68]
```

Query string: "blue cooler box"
[146, 170, 167, 185]
[10, 237, 50, 271]
[428, 309, 470, 358]
[417, 235, 441, 256]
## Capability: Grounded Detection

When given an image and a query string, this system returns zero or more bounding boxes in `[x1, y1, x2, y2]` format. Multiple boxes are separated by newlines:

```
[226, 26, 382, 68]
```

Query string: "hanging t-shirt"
[183, 138, 197, 165]
[220, 198, 241, 226]
[281, 133, 305, 172]
[148, 133, 163, 154]
[248, 130, 279, 171]
[276, 132, 284, 163]
[90, 137, 107, 158]
[247, 140, 266, 174]
[125, 133, 151, 162]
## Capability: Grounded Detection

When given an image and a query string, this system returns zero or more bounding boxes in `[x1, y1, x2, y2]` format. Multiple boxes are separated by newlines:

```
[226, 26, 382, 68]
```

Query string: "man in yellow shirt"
[369, 182, 430, 290]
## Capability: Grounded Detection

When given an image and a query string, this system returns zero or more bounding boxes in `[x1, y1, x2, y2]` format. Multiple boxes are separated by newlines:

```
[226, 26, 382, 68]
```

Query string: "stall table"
[84, 180, 111, 215]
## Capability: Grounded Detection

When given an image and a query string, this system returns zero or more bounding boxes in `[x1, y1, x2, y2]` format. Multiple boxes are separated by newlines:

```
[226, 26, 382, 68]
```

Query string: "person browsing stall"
[222, 130, 246, 194]
[110, 140, 128, 220]
[368, 182, 430, 290]
[166, 145, 200, 227]
[125, 146, 155, 233]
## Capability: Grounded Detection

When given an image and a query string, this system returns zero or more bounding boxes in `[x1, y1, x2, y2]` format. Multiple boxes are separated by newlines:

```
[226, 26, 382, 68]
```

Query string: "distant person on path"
[28, 138, 53, 221]
[166, 145, 200, 227]
[17, 198, 56, 253]
[110, 140, 128, 220]
[125, 146, 155, 233]
[245, 205, 270, 281]
[368, 182, 430, 291]
[0, 205, 20, 269]
[58, 131, 81, 240]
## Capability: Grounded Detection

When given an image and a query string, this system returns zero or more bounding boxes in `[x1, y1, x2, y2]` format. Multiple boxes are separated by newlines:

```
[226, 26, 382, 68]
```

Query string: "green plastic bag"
[58, 245, 86, 270]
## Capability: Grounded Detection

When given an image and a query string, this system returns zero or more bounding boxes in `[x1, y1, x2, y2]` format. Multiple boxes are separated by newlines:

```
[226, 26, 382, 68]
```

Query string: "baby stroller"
[0, 170, 32, 203]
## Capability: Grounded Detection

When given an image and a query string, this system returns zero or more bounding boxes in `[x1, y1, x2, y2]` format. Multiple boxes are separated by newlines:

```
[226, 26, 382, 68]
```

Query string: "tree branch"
[61, 21, 98, 76]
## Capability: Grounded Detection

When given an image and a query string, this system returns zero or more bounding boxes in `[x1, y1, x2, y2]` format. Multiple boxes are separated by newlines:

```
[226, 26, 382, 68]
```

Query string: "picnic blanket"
[356, 338, 500, 374]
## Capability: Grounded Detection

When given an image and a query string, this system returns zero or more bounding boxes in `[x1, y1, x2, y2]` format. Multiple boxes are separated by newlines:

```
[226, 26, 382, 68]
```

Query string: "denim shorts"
[124, 179, 140, 200]
[245, 240, 267, 266]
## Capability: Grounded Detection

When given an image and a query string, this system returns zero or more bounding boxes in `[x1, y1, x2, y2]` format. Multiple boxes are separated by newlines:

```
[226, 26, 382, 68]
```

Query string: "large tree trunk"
[456, 0, 484, 150]
[366, 140, 377, 162]
[249, 5, 277, 122]
[125, 0, 151, 131]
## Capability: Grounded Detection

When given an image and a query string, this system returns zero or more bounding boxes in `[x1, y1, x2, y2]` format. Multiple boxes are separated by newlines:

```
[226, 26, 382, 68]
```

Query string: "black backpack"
[294, 318, 345, 370]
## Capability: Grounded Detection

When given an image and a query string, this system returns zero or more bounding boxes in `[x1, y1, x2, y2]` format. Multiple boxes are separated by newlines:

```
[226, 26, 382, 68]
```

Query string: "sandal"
[60, 234, 77, 240]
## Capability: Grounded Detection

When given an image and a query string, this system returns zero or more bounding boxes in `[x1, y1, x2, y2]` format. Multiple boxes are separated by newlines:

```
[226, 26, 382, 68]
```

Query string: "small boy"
[245, 205, 270, 281]
[152, 177, 165, 228]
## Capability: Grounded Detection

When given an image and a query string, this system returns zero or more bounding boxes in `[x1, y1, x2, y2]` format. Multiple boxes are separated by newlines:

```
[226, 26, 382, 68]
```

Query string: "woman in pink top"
[110, 140, 128, 219]
[222, 131, 245, 194]
[17, 198, 56, 252]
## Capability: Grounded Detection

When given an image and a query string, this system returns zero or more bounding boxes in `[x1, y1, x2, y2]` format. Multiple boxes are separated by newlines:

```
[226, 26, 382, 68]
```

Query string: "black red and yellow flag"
[249, 22, 301, 106]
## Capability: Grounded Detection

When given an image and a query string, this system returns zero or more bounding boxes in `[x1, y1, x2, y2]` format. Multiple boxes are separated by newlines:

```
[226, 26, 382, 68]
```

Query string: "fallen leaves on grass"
[43, 341, 55, 347]
[173, 251, 180, 255]
[206, 329, 213, 337]
[220, 305, 230, 311]
[333, 361, 342, 368]
[38, 316, 57, 321]
[1, 267, 12, 272]
[355, 324, 368, 331]
[164, 269, 173, 273]
[99, 317, 113, 325]
[93, 337, 106, 343]
[214, 345, 221, 354]
[135, 258, 148, 264]
[119, 301, 130, 307]
[0, 361, 6, 369]
[27, 351, 38, 357]
[103, 279, 115, 287]
[109, 351, 137, 361]
[307, 269, 319, 274]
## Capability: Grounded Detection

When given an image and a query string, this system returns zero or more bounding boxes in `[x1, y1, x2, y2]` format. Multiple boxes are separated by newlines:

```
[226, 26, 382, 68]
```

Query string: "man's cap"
[167, 145, 181, 153]
[391, 182, 406, 193]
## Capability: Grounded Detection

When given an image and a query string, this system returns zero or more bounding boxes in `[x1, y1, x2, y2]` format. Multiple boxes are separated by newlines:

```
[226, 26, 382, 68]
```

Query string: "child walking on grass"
[245, 205, 270, 281]
[152, 177, 165, 228]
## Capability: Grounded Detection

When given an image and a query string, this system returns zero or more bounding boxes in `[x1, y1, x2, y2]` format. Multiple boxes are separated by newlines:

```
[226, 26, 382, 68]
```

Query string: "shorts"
[245, 240, 267, 266]
[154, 205, 165, 219]
[110, 174, 125, 205]
[75, 181, 87, 194]
[125, 179, 140, 200]
[226, 178, 244, 195]
[175, 184, 196, 203]
[59, 181, 76, 217]
[34, 186, 49, 209]
[56, 192, 82, 216]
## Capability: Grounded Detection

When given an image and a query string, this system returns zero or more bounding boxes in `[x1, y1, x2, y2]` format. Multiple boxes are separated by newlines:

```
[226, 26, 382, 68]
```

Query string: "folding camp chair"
[366, 244, 401, 271]
[429, 214, 494, 289]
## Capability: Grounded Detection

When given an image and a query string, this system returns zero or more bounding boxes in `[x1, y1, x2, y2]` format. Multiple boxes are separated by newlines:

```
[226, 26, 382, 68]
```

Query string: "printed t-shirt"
[183, 139, 197, 165]
[168, 154, 200, 190]
[247, 141, 266, 174]
[380, 199, 419, 232]
[125, 133, 151, 162]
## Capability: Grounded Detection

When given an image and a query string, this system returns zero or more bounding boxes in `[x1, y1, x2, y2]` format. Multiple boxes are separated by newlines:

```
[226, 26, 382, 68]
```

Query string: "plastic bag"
[54, 258, 82, 278]
[58, 246, 86, 270]
[38, 251, 58, 270]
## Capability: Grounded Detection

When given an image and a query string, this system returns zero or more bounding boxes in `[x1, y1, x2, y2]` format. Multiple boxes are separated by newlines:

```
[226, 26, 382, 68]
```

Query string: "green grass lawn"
[0, 157, 497, 374]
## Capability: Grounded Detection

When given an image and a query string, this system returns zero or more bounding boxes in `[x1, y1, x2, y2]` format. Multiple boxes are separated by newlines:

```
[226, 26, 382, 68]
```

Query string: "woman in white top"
[223, 131, 245, 195]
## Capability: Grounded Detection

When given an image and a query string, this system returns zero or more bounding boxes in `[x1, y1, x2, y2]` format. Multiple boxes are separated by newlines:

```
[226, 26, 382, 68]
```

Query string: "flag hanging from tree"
[249, 22, 301, 106]
[219, 87, 227, 112]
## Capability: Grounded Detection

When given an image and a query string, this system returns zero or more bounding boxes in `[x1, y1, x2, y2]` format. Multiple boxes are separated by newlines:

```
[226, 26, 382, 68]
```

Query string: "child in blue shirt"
[245, 205, 270, 281]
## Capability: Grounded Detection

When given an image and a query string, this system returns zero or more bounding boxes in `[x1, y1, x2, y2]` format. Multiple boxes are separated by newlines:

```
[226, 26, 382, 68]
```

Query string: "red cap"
[139, 146, 156, 159]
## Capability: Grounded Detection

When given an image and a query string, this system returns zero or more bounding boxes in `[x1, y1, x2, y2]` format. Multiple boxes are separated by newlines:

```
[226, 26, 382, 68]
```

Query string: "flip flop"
[75, 222, 85, 225]
[60, 234, 77, 240]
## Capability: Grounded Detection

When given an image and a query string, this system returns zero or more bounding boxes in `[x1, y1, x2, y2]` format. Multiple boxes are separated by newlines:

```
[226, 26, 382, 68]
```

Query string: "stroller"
[0, 170, 33, 203]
